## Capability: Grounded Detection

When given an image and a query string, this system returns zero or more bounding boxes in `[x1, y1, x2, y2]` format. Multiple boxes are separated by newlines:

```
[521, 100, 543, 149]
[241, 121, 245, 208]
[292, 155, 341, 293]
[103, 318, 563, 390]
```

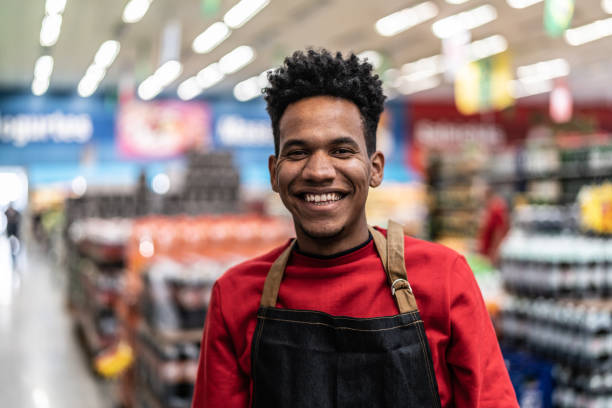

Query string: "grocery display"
[4, 0, 612, 405]
[499, 184, 612, 407]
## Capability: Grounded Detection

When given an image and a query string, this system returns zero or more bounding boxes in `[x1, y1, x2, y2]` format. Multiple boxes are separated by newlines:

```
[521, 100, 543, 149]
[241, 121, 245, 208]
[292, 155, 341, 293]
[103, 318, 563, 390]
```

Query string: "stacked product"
[489, 132, 612, 205]
[499, 184, 612, 407]
[124, 215, 292, 408]
[426, 150, 488, 245]
[67, 218, 134, 379]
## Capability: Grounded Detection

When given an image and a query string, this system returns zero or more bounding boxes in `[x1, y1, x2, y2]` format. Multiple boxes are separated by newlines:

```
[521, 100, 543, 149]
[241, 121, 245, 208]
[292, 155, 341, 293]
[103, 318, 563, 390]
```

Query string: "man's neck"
[294, 221, 370, 257]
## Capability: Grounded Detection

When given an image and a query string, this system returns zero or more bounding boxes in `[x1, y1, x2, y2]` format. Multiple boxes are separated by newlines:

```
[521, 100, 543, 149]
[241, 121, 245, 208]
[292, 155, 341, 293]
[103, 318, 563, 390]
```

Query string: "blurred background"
[1, 0, 612, 407]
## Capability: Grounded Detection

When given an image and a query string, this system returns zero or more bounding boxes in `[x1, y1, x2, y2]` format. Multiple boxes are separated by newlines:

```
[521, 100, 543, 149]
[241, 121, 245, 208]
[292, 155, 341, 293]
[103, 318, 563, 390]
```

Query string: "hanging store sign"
[454, 52, 514, 115]
[215, 114, 273, 147]
[544, 0, 574, 37]
[117, 100, 211, 158]
[0, 111, 93, 147]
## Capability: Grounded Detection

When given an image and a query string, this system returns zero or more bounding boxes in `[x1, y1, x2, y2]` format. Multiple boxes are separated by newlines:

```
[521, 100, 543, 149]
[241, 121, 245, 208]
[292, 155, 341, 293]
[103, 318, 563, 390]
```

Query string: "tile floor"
[0, 236, 112, 408]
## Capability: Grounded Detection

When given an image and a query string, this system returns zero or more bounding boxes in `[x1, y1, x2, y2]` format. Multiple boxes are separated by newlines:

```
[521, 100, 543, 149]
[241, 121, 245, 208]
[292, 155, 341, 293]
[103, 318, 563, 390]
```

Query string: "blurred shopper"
[192, 50, 518, 407]
[4, 202, 21, 268]
[478, 186, 510, 265]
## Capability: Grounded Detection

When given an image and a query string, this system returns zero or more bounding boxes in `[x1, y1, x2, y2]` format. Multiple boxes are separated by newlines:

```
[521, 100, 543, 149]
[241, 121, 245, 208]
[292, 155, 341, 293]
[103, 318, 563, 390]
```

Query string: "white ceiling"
[2, 0, 612, 102]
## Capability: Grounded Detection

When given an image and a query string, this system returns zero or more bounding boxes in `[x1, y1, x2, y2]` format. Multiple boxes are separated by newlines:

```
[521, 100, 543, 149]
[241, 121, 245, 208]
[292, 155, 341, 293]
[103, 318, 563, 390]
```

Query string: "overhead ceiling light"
[77, 76, 98, 98]
[85, 64, 106, 84]
[224, 0, 270, 29]
[177, 77, 202, 100]
[604, 0, 612, 14]
[517, 58, 570, 83]
[397, 75, 441, 95]
[446, 0, 470, 4]
[233, 70, 273, 102]
[122, 0, 152, 24]
[154, 60, 182, 86]
[196, 63, 225, 89]
[565, 17, 612, 46]
[219, 45, 255, 74]
[192, 22, 231, 54]
[467, 34, 508, 61]
[45, 0, 67, 15]
[40, 13, 62, 46]
[510, 79, 552, 98]
[357, 50, 383, 70]
[34, 55, 54, 79]
[138, 76, 162, 100]
[375, 2, 439, 37]
[401, 55, 443, 77]
[32, 77, 50, 96]
[506, 0, 543, 8]
[94, 40, 120, 68]
[432, 4, 497, 39]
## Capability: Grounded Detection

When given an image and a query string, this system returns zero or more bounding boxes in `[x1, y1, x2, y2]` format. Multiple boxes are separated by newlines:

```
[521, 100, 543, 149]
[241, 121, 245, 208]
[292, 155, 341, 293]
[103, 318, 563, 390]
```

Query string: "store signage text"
[216, 115, 273, 147]
[414, 120, 505, 150]
[0, 111, 93, 147]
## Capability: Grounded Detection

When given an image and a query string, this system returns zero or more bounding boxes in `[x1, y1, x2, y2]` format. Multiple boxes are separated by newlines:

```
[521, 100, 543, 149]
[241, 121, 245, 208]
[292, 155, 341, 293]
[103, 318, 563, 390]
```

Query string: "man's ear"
[268, 154, 279, 192]
[369, 151, 385, 188]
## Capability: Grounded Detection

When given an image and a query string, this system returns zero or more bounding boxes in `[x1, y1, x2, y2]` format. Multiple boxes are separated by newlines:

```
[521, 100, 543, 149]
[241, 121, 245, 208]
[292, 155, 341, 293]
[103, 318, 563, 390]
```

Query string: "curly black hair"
[263, 49, 386, 157]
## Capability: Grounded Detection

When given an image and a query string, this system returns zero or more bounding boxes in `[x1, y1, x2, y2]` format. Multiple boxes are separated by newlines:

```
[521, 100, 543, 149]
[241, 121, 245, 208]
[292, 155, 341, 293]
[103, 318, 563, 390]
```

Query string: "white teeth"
[304, 193, 342, 203]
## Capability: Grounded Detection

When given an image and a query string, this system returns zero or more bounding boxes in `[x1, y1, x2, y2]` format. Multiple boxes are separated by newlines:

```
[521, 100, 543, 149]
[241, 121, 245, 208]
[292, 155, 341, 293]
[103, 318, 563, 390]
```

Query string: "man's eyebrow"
[280, 139, 307, 151]
[330, 137, 360, 148]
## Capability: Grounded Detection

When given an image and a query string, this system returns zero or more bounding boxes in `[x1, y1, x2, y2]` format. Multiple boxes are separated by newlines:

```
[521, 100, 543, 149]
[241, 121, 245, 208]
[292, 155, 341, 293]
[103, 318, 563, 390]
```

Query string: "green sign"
[201, 0, 221, 16]
[544, 0, 574, 37]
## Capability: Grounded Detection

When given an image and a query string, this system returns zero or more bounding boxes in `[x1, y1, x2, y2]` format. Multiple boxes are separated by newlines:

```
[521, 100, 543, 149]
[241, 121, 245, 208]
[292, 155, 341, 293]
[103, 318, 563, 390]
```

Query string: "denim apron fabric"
[251, 221, 442, 408]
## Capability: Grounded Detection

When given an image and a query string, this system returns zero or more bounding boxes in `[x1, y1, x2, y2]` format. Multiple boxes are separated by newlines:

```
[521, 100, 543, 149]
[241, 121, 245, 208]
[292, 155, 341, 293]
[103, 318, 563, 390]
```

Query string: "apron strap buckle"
[391, 278, 412, 296]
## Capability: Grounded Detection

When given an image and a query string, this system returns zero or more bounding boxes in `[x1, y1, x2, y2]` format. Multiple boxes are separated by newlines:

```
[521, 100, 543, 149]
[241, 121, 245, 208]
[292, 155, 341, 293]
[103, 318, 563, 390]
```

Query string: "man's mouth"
[300, 192, 345, 205]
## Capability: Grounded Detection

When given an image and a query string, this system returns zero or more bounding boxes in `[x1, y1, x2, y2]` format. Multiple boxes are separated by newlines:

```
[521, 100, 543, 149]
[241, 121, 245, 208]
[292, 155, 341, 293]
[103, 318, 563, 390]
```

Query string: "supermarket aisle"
[0, 237, 111, 408]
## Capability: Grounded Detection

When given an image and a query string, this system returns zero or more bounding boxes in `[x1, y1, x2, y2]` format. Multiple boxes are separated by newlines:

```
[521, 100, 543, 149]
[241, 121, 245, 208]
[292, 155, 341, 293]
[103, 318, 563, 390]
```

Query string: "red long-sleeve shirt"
[192, 230, 518, 407]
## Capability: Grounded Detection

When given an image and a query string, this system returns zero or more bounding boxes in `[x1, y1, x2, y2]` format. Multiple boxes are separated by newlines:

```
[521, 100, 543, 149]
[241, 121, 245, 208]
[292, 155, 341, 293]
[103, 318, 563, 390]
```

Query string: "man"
[192, 49, 518, 407]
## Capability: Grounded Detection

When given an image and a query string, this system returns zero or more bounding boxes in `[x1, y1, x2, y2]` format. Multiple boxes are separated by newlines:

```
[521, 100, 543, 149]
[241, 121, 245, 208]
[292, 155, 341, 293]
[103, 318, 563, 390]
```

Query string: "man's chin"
[299, 223, 344, 241]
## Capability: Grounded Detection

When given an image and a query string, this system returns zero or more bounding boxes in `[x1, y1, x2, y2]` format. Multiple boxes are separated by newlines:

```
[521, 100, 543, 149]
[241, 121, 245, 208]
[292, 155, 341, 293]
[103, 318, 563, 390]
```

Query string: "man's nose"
[302, 150, 336, 182]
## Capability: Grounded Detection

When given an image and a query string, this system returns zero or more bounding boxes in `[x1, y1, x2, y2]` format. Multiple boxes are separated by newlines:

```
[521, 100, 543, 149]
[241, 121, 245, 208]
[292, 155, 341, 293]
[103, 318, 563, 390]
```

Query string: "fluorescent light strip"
[123, 0, 152, 24]
[178, 77, 203, 101]
[565, 17, 612, 46]
[219, 45, 255, 74]
[45, 0, 66, 15]
[34, 55, 54, 79]
[398, 76, 441, 95]
[32, 77, 50, 96]
[375, 2, 439, 37]
[224, 0, 270, 29]
[517, 58, 570, 83]
[510, 79, 552, 98]
[40, 13, 62, 46]
[432, 4, 497, 39]
[233, 69, 271, 102]
[95, 40, 120, 68]
[192, 22, 231, 54]
[604, 0, 612, 14]
[137, 76, 163, 100]
[446, 0, 470, 4]
[196, 63, 225, 89]
[467, 34, 508, 61]
[77, 41, 121, 98]
[506, 0, 543, 9]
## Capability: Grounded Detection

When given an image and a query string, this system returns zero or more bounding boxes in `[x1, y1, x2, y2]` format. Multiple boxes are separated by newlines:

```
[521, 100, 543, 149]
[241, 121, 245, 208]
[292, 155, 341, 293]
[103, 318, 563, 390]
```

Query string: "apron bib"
[251, 221, 442, 408]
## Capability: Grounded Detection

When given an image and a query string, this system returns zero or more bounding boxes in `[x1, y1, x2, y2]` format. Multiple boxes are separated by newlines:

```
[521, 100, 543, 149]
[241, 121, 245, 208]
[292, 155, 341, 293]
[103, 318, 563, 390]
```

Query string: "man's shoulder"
[216, 239, 293, 285]
[376, 226, 461, 262]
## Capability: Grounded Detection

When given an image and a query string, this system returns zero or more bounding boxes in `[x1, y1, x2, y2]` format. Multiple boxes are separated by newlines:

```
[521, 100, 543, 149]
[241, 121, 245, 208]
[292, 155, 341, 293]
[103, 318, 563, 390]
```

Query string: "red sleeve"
[446, 256, 518, 407]
[192, 283, 250, 408]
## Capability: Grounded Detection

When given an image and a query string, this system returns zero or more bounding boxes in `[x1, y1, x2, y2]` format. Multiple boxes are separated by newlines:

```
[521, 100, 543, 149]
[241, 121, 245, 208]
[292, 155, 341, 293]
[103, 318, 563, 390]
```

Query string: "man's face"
[269, 95, 384, 243]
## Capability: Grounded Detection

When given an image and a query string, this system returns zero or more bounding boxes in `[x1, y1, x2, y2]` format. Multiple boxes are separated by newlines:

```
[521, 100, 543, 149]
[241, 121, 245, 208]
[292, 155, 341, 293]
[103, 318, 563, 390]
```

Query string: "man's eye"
[332, 148, 354, 156]
[287, 150, 307, 158]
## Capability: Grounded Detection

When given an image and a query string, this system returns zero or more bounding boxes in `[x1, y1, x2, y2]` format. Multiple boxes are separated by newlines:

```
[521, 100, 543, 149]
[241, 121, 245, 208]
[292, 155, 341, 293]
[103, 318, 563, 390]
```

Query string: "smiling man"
[191, 49, 518, 408]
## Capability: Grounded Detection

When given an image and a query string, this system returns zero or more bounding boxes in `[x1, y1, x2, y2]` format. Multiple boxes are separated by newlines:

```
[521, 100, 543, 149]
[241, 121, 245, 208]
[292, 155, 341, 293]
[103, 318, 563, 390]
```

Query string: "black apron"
[251, 221, 442, 408]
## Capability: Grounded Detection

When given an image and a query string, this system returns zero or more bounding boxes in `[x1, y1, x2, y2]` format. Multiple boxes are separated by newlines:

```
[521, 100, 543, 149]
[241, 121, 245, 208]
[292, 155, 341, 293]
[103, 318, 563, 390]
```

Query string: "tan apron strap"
[260, 240, 296, 308]
[369, 226, 388, 272]
[386, 220, 419, 314]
